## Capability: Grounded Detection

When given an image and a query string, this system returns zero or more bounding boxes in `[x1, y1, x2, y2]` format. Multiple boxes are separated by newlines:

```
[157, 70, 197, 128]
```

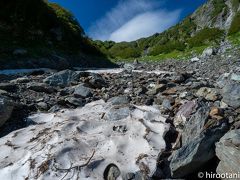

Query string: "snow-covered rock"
[0, 100, 169, 180]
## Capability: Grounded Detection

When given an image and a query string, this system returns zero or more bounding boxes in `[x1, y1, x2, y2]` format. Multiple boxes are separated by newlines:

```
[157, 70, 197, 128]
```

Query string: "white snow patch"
[0, 68, 52, 75]
[0, 100, 169, 179]
[76, 68, 173, 75]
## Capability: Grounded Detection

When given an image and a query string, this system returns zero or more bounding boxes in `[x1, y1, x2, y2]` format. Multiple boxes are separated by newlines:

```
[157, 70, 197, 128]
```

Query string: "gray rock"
[201, 47, 217, 58]
[170, 121, 228, 178]
[182, 103, 209, 144]
[146, 84, 167, 96]
[74, 84, 92, 98]
[43, 70, 79, 87]
[27, 82, 56, 93]
[171, 74, 185, 83]
[108, 96, 129, 106]
[10, 77, 30, 84]
[104, 164, 121, 180]
[37, 102, 48, 111]
[190, 57, 200, 62]
[0, 90, 8, 96]
[216, 130, 240, 175]
[105, 107, 130, 121]
[222, 83, 240, 108]
[169, 102, 228, 178]
[216, 73, 230, 88]
[162, 99, 172, 110]
[196, 87, 219, 101]
[0, 97, 14, 127]
[174, 100, 197, 128]
[231, 73, 240, 82]
[65, 97, 84, 107]
[0, 83, 17, 92]
[88, 73, 107, 89]
[13, 48, 28, 56]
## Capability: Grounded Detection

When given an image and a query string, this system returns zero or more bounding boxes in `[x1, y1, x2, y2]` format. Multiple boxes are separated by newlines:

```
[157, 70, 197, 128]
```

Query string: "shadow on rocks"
[0, 104, 34, 138]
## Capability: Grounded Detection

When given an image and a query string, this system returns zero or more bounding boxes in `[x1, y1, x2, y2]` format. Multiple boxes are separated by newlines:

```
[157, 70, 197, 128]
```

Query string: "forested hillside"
[0, 0, 112, 69]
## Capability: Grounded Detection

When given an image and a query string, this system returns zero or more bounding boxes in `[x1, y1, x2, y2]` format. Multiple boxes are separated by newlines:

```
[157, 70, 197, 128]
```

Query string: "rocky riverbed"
[0, 48, 240, 179]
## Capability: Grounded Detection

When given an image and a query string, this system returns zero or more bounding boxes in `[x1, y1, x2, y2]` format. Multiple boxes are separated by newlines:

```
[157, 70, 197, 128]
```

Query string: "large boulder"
[169, 102, 229, 178]
[43, 70, 79, 87]
[216, 130, 240, 175]
[0, 97, 14, 128]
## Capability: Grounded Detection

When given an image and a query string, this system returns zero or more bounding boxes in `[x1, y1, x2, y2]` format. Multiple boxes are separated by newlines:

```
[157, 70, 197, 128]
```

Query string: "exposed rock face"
[216, 130, 240, 174]
[0, 100, 169, 179]
[43, 70, 79, 87]
[169, 101, 229, 178]
[0, 97, 14, 127]
[191, 0, 240, 30]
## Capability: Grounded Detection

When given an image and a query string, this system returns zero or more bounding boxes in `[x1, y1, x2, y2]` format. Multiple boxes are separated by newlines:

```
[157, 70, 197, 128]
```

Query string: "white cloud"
[88, 0, 181, 42]
[110, 10, 181, 42]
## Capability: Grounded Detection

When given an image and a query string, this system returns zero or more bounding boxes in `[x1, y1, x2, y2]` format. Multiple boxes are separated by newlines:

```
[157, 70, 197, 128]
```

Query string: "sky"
[49, 0, 207, 42]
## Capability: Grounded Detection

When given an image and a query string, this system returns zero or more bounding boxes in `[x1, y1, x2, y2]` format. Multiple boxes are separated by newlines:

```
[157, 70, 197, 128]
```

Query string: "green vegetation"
[149, 41, 186, 56]
[228, 32, 240, 45]
[188, 28, 224, 47]
[211, 0, 227, 19]
[232, 0, 240, 12]
[228, 12, 240, 35]
[139, 46, 208, 62]
[108, 42, 141, 59]
[0, 0, 103, 59]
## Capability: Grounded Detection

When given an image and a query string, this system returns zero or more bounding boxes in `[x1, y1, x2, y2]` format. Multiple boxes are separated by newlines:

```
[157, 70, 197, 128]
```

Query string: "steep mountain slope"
[0, 0, 113, 69]
[96, 0, 240, 60]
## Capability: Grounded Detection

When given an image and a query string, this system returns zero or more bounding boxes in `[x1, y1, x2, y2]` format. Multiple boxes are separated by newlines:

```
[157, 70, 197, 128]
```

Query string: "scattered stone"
[201, 47, 216, 58]
[27, 82, 56, 93]
[209, 107, 223, 120]
[13, 48, 28, 56]
[37, 102, 48, 111]
[104, 164, 121, 180]
[196, 87, 219, 101]
[221, 83, 240, 108]
[10, 77, 30, 84]
[0, 83, 17, 92]
[65, 97, 84, 107]
[147, 84, 167, 95]
[43, 69, 79, 87]
[74, 84, 92, 98]
[190, 57, 200, 62]
[88, 73, 107, 89]
[216, 73, 230, 88]
[108, 96, 130, 105]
